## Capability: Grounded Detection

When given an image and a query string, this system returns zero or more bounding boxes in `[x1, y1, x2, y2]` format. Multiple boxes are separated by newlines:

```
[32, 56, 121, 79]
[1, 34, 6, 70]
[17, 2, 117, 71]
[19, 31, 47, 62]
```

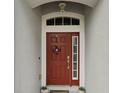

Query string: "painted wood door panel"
[46, 32, 79, 85]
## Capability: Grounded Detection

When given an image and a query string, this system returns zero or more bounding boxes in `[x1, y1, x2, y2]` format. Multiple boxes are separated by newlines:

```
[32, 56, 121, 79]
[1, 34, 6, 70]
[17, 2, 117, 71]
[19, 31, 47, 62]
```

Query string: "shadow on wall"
[33, 1, 93, 16]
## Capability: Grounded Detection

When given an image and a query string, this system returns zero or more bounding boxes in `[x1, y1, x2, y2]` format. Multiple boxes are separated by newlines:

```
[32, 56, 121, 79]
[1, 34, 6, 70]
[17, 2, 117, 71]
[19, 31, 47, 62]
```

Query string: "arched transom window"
[46, 17, 80, 26]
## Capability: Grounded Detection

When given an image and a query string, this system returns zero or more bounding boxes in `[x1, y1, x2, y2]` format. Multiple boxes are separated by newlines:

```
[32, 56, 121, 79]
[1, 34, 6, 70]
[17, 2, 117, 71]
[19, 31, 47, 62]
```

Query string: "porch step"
[50, 90, 69, 93]
[47, 85, 79, 93]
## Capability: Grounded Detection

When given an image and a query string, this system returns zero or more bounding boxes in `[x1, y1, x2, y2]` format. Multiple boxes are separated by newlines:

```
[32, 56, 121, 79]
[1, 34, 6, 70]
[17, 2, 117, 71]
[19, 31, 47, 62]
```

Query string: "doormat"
[50, 90, 69, 93]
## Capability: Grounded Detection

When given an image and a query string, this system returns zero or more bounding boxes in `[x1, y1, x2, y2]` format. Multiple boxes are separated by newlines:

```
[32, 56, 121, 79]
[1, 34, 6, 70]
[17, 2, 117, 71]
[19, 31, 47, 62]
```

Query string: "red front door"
[46, 32, 79, 85]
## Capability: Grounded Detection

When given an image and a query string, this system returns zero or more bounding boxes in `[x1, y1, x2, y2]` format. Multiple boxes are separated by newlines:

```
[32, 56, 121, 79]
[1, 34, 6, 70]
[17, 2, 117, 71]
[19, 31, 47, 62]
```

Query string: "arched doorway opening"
[41, 11, 85, 90]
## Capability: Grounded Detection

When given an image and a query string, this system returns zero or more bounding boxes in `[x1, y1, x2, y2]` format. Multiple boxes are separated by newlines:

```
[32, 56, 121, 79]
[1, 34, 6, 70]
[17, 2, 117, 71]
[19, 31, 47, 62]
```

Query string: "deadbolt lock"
[67, 65, 70, 69]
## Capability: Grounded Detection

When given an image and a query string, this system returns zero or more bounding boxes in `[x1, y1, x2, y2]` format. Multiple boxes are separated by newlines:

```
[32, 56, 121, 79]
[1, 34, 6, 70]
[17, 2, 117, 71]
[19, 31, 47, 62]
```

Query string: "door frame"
[41, 12, 85, 87]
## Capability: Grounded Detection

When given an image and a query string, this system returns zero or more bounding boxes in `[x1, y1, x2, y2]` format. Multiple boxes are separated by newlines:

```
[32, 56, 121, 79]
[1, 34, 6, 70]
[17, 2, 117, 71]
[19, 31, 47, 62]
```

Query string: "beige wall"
[15, 0, 41, 93]
[85, 0, 109, 93]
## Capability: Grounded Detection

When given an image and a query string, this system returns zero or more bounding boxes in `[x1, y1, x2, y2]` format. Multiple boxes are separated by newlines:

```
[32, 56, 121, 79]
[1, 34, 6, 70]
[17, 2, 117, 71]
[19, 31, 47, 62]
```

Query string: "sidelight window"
[72, 36, 78, 80]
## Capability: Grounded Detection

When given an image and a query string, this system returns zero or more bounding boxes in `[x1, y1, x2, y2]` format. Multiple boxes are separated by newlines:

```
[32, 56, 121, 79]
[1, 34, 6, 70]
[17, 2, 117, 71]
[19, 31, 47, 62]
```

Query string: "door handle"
[67, 56, 70, 69]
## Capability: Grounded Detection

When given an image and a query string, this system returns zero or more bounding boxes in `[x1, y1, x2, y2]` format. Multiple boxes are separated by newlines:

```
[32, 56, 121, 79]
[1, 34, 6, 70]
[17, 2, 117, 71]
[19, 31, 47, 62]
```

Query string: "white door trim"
[41, 12, 85, 87]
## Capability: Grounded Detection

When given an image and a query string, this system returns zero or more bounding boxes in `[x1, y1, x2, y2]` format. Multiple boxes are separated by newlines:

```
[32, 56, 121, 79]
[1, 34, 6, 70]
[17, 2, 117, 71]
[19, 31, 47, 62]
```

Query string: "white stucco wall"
[85, 0, 109, 93]
[15, 0, 108, 93]
[15, 0, 41, 93]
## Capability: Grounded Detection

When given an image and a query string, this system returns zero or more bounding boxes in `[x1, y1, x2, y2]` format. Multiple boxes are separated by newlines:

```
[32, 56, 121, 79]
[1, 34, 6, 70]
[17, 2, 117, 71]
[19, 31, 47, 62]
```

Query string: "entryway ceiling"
[26, 0, 98, 8]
